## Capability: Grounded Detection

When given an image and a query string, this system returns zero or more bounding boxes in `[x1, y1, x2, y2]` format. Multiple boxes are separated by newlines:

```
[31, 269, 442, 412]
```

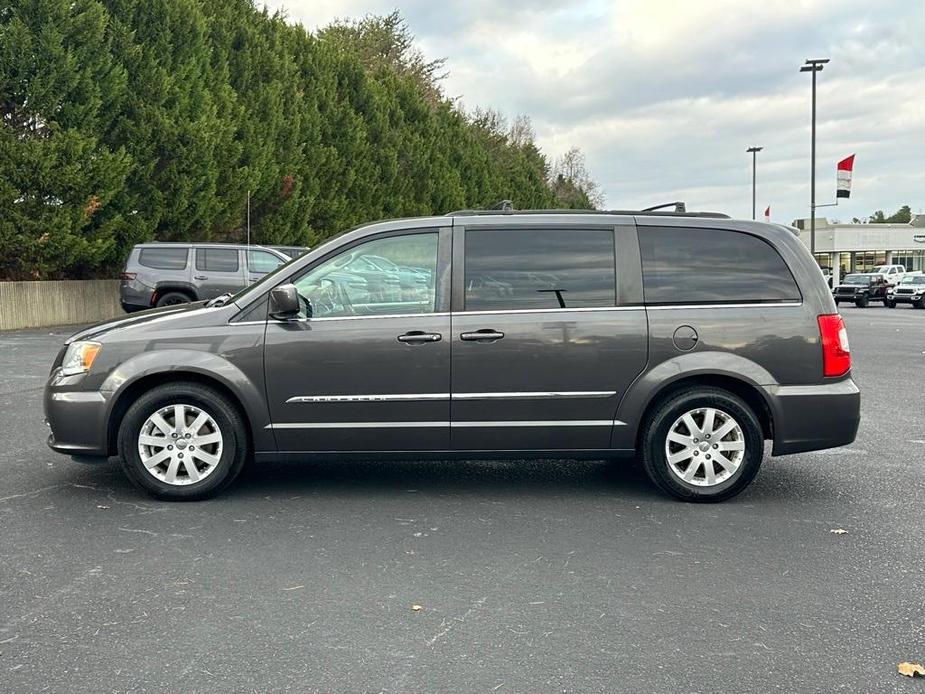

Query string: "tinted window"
[464, 229, 615, 311]
[639, 227, 801, 304]
[196, 248, 239, 272]
[138, 247, 188, 270]
[248, 250, 284, 274]
[293, 233, 438, 318]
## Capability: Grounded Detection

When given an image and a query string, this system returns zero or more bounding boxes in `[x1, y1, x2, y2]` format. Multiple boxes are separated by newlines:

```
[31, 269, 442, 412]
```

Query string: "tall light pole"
[746, 146, 762, 220]
[800, 58, 829, 255]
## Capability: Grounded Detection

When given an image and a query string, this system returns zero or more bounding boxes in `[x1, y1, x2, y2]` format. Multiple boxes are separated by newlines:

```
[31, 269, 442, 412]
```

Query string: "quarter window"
[464, 229, 616, 311]
[196, 248, 239, 273]
[248, 250, 285, 274]
[639, 227, 801, 304]
[138, 247, 188, 270]
[293, 233, 438, 318]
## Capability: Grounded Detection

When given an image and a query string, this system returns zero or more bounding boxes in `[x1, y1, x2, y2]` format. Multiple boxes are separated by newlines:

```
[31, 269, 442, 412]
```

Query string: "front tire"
[117, 382, 249, 500]
[855, 295, 869, 308]
[886, 299, 896, 308]
[640, 388, 764, 502]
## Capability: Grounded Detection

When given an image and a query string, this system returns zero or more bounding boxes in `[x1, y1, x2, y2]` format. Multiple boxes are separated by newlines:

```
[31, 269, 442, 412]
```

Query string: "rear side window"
[138, 247, 188, 270]
[464, 229, 616, 311]
[196, 248, 239, 272]
[639, 227, 801, 305]
[248, 250, 285, 274]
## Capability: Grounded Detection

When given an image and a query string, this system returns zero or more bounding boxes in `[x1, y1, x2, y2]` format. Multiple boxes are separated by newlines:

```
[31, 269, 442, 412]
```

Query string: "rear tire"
[118, 382, 249, 500]
[156, 291, 192, 308]
[886, 299, 896, 308]
[640, 388, 764, 502]
[855, 295, 869, 308]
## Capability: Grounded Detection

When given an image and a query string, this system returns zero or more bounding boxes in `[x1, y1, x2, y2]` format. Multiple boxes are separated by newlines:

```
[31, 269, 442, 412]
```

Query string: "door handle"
[397, 331, 442, 344]
[460, 329, 505, 342]
[194, 275, 208, 280]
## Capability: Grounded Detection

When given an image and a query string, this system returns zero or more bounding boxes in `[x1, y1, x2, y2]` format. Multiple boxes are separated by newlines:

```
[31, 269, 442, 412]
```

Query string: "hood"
[66, 301, 217, 344]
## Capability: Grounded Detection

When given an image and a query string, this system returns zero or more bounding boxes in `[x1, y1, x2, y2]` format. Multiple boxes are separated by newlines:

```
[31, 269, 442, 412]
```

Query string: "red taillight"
[120, 272, 137, 281]
[818, 314, 851, 377]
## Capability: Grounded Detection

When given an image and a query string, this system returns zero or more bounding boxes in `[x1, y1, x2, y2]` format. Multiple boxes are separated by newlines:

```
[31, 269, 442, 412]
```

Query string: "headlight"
[60, 341, 101, 376]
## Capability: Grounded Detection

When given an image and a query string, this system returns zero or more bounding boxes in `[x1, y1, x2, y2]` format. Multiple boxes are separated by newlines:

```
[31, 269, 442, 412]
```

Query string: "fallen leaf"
[830, 528, 848, 535]
[411, 604, 423, 612]
[898, 662, 925, 678]
[97, 505, 110, 510]
[281, 585, 303, 591]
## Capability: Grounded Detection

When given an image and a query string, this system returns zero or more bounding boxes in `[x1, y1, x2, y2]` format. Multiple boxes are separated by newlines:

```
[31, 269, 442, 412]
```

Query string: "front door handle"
[460, 329, 505, 342]
[398, 331, 442, 344]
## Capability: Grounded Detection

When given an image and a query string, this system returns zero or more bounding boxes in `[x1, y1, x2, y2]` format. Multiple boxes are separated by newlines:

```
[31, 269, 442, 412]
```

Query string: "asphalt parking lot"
[1, 307, 923, 693]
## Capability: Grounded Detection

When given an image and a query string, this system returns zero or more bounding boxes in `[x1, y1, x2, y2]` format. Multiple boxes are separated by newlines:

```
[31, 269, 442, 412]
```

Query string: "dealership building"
[792, 214, 925, 284]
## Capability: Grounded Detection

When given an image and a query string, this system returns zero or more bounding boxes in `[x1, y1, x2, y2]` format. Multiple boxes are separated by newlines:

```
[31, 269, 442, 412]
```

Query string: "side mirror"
[269, 284, 302, 320]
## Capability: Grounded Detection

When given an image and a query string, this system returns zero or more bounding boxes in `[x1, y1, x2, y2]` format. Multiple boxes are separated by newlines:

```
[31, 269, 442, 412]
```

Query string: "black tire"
[886, 299, 896, 308]
[156, 291, 192, 308]
[117, 382, 249, 500]
[855, 295, 869, 308]
[640, 387, 764, 503]
[913, 300, 922, 309]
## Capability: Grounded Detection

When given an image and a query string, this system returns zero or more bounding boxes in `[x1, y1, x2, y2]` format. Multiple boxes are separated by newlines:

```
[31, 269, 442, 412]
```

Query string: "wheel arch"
[614, 353, 776, 450]
[102, 351, 272, 456]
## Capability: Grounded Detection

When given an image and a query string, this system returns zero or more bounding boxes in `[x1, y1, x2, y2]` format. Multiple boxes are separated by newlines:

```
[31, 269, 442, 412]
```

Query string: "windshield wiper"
[206, 293, 233, 308]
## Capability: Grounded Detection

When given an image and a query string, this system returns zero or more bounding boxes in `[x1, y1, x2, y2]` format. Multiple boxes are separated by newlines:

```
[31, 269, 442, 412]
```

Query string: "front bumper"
[765, 379, 860, 455]
[44, 378, 111, 458]
[889, 293, 924, 304]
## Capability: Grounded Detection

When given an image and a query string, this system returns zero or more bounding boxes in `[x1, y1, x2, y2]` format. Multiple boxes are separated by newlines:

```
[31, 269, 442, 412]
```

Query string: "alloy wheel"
[664, 407, 746, 487]
[137, 403, 223, 485]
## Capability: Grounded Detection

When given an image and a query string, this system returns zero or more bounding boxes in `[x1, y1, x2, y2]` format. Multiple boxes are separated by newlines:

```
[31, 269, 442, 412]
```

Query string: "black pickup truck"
[833, 273, 890, 308]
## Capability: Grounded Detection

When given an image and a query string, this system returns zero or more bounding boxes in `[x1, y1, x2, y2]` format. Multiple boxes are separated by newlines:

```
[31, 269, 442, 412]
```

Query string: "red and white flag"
[764, 205, 770, 222]
[836, 155, 855, 199]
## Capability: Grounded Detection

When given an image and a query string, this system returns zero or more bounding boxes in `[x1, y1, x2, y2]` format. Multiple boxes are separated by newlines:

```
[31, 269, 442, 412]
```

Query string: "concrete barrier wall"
[0, 280, 122, 331]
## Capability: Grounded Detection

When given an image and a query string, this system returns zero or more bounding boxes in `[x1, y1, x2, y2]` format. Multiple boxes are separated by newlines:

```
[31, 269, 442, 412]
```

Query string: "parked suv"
[833, 273, 890, 307]
[119, 243, 291, 311]
[887, 274, 925, 308]
[46, 209, 859, 502]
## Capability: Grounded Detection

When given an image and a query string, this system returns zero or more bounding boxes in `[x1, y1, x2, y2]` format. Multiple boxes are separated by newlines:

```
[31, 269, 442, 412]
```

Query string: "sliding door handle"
[398, 331, 442, 344]
[460, 329, 504, 342]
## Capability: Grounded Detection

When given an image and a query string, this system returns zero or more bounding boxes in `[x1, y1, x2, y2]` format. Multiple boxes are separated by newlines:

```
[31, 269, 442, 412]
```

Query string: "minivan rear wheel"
[640, 388, 764, 502]
[117, 382, 248, 500]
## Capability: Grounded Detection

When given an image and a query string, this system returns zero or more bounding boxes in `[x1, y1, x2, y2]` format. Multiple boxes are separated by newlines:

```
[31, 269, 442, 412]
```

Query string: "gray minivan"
[120, 243, 291, 311]
[46, 209, 860, 502]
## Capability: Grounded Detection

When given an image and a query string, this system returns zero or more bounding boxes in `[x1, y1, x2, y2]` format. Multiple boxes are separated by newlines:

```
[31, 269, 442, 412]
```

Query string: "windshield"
[900, 275, 925, 285]
[842, 275, 870, 285]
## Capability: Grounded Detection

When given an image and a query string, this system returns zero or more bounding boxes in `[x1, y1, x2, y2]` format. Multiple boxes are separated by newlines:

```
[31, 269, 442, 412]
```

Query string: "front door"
[450, 224, 648, 450]
[264, 228, 451, 451]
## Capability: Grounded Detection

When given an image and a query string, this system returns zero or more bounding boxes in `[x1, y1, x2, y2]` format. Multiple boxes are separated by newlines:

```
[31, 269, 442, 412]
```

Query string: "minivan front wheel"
[640, 388, 763, 502]
[118, 383, 248, 500]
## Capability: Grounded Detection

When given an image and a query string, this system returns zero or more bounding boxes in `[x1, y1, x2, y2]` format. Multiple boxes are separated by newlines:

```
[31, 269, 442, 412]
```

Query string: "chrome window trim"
[455, 306, 642, 316]
[267, 419, 626, 430]
[645, 302, 803, 310]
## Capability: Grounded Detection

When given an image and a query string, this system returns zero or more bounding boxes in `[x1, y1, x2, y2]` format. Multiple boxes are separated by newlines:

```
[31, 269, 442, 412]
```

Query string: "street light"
[800, 57, 829, 255]
[746, 146, 763, 220]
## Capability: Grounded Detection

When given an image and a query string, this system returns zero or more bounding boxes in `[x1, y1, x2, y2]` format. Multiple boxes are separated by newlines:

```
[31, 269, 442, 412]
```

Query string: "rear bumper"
[765, 379, 860, 456]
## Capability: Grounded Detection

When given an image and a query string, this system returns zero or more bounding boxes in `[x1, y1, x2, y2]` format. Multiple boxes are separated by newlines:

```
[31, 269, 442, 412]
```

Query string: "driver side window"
[293, 233, 438, 318]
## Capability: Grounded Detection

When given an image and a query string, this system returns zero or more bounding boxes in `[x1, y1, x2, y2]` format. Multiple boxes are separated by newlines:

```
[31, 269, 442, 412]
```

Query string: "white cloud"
[263, 0, 925, 223]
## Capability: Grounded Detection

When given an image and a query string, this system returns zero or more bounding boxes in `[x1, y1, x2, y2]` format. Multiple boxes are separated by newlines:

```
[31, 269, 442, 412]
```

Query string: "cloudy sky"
[264, 0, 924, 223]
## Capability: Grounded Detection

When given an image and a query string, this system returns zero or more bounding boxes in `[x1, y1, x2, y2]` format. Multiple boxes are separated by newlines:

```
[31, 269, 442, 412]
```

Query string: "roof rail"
[445, 202, 729, 219]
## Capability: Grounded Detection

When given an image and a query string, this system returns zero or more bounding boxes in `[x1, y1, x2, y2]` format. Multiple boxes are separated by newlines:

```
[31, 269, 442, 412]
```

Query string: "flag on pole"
[836, 155, 855, 199]
[764, 205, 770, 222]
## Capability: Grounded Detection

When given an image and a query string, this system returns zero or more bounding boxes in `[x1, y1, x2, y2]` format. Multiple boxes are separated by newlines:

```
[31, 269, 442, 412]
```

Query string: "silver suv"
[48, 208, 860, 502]
[119, 243, 292, 311]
